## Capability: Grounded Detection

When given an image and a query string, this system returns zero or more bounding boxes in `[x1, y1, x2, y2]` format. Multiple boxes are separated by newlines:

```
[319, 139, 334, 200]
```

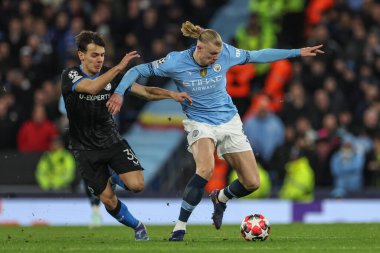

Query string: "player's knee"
[129, 180, 144, 193]
[244, 178, 260, 192]
[100, 195, 118, 210]
[196, 166, 214, 180]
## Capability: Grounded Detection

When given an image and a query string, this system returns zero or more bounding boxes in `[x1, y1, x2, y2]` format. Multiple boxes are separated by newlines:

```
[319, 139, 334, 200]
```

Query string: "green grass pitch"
[1, 224, 379, 253]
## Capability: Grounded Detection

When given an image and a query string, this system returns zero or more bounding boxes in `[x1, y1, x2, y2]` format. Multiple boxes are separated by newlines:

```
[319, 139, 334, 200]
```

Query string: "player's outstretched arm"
[247, 45, 324, 63]
[75, 51, 140, 95]
[106, 83, 192, 115]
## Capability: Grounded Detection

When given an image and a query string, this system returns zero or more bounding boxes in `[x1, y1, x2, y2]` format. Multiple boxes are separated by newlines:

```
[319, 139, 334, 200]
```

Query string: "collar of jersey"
[79, 65, 100, 79]
[188, 45, 209, 68]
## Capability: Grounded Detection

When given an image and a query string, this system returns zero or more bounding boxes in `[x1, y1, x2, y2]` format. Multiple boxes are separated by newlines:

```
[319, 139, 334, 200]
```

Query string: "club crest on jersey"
[200, 68, 207, 77]
[68, 70, 78, 79]
[104, 83, 112, 91]
[213, 64, 221, 72]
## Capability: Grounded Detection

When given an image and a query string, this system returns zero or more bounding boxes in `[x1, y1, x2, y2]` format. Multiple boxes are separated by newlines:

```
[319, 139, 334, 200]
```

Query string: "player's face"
[198, 42, 221, 66]
[79, 43, 105, 76]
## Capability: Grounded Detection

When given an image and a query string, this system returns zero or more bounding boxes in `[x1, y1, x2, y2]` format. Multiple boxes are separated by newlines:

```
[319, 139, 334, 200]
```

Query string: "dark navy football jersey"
[61, 65, 123, 150]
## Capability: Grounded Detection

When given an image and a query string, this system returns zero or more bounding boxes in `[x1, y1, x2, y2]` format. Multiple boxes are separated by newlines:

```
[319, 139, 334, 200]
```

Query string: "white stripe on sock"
[218, 189, 230, 203]
[173, 220, 187, 231]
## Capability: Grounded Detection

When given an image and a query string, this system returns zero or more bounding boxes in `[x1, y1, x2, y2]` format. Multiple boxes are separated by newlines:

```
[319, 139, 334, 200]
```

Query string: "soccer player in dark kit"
[61, 31, 192, 240]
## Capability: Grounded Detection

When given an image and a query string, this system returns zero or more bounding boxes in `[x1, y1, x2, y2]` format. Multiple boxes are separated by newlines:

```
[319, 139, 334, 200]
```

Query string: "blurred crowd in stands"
[0, 0, 380, 199]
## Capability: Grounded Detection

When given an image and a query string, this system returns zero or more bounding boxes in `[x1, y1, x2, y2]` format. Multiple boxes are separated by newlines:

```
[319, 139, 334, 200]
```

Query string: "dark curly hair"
[75, 31, 105, 52]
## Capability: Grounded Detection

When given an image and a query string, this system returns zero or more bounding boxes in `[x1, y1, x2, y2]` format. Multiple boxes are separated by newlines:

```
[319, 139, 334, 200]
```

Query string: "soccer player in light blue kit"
[107, 21, 324, 241]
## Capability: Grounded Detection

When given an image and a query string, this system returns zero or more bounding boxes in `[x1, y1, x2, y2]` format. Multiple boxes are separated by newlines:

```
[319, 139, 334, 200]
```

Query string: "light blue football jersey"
[116, 43, 300, 125]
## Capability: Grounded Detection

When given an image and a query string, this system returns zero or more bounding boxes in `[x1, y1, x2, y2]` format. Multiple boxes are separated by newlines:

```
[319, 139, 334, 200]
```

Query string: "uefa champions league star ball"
[240, 214, 271, 241]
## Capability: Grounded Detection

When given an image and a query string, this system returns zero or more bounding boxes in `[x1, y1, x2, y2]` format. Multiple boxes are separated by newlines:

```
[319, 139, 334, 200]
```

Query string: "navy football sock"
[106, 199, 139, 228]
[178, 174, 208, 222]
[224, 179, 253, 199]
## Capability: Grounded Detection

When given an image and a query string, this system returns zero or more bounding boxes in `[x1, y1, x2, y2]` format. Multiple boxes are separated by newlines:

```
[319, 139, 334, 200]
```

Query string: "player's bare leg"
[99, 181, 118, 210]
[119, 171, 145, 192]
[211, 150, 260, 229]
[223, 151, 260, 191]
[100, 175, 149, 240]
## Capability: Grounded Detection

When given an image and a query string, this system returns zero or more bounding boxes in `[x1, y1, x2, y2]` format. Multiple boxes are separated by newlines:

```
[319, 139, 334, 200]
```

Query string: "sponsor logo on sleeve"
[235, 49, 241, 58]
[152, 57, 166, 68]
[68, 70, 83, 83]
[68, 70, 78, 79]
[72, 75, 83, 83]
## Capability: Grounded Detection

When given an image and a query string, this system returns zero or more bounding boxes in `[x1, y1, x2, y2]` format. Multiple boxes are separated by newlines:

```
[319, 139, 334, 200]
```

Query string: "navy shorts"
[72, 140, 143, 196]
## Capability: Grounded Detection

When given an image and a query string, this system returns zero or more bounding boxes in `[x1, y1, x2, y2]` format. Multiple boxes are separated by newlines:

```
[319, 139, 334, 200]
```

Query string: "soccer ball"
[240, 214, 271, 241]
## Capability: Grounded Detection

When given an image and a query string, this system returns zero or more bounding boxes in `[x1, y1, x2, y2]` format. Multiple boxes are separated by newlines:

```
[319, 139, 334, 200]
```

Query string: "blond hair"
[181, 21, 222, 47]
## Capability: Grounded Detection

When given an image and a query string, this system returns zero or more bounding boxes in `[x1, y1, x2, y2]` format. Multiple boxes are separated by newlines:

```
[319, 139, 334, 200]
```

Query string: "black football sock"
[224, 179, 253, 199]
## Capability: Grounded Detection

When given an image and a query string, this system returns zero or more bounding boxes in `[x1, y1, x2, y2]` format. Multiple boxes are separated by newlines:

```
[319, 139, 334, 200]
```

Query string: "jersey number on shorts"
[123, 148, 140, 166]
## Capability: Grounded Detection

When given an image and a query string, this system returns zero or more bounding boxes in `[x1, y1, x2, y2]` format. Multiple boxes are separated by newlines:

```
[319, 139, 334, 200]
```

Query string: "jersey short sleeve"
[61, 68, 85, 95]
